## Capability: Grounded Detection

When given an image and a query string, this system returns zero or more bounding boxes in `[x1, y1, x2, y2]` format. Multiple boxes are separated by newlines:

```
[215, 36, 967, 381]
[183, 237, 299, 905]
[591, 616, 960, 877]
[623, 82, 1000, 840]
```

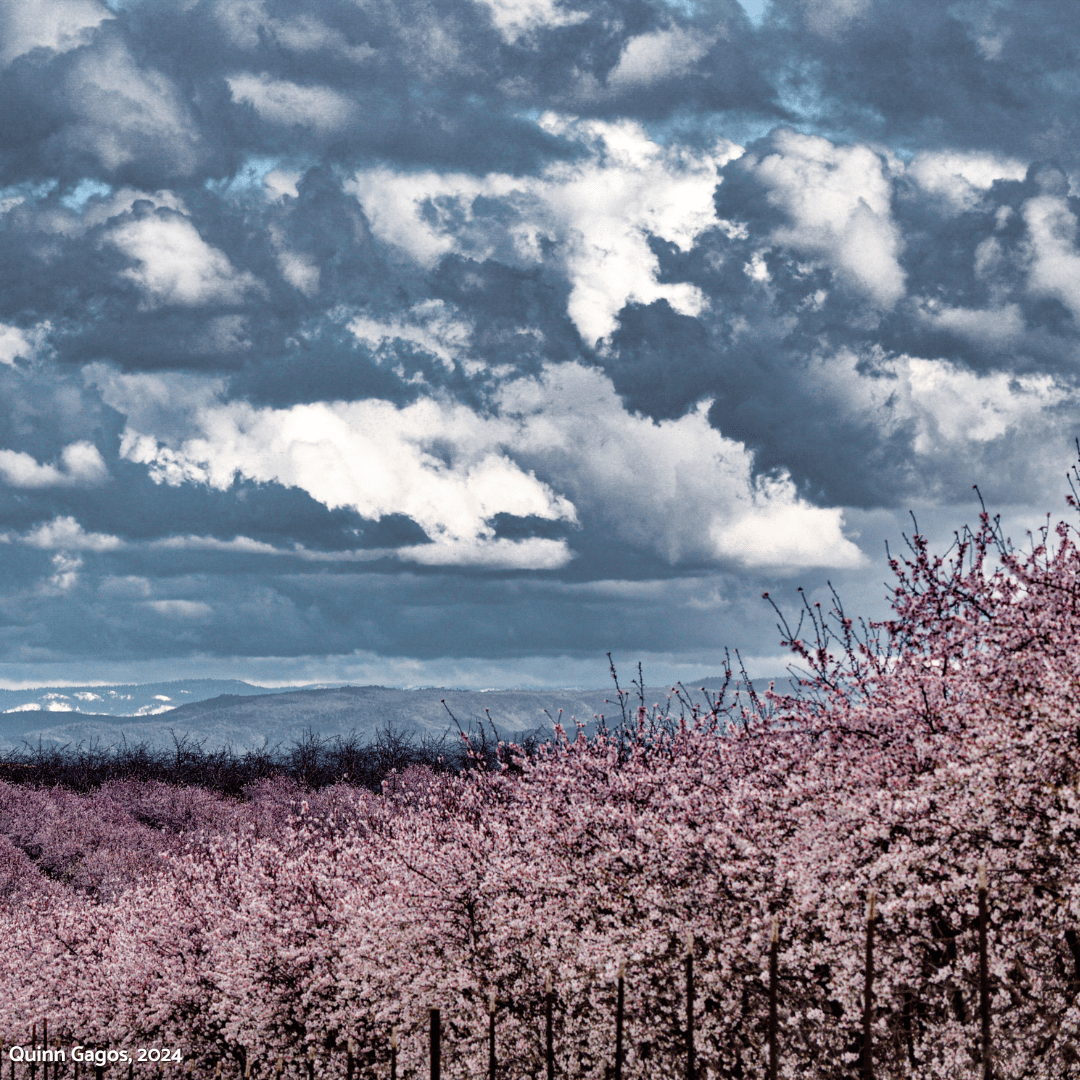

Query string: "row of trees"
[4, 488, 1080, 1076]
[0, 719, 517, 795]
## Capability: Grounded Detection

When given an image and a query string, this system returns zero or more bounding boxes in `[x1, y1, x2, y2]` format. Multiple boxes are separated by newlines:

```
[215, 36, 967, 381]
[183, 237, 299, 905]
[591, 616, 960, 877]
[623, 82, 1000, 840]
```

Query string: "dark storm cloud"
[762, 0, 1080, 166]
[1, 0, 1080, 685]
[0, 0, 778, 190]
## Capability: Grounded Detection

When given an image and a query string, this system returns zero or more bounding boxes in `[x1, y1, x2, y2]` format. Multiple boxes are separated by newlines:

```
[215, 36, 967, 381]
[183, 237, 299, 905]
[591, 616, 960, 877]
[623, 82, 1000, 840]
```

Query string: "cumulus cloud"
[107, 210, 263, 307]
[348, 116, 741, 343]
[810, 348, 1073, 457]
[497, 364, 864, 569]
[349, 300, 474, 372]
[914, 300, 1025, 348]
[799, 0, 871, 37]
[736, 129, 905, 307]
[116, 390, 579, 569]
[23, 517, 124, 552]
[57, 40, 203, 176]
[227, 73, 356, 133]
[907, 151, 1027, 210]
[607, 26, 714, 90]
[0, 0, 112, 69]
[49, 553, 83, 590]
[112, 362, 863, 571]
[4, 0, 1080, 682]
[0, 324, 40, 365]
[0, 441, 108, 488]
[1023, 192, 1080, 321]
[473, 0, 588, 43]
[213, 0, 375, 61]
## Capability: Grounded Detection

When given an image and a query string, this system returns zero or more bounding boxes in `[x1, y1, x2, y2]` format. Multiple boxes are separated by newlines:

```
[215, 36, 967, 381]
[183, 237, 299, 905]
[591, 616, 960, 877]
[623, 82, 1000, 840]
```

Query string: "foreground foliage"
[4, 497, 1080, 1078]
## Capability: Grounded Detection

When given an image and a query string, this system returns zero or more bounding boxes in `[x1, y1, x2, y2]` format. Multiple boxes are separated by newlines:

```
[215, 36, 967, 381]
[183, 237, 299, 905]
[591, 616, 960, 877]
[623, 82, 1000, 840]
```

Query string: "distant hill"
[0, 679, 308, 718]
[0, 680, 742, 752]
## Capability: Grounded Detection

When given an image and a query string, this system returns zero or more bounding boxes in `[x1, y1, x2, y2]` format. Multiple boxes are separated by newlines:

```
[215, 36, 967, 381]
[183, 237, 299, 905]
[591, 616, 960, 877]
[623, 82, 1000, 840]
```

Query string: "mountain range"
[0, 677, 756, 751]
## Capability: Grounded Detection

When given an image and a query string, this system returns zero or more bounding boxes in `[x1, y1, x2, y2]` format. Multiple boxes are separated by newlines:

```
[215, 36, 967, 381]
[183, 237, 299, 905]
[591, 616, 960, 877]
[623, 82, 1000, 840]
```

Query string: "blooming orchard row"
[4, 496, 1080, 1077]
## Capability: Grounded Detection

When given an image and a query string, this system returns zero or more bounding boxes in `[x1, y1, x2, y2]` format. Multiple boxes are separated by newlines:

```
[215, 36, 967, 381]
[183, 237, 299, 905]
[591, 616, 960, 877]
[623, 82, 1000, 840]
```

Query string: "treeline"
[0, 718, 549, 796]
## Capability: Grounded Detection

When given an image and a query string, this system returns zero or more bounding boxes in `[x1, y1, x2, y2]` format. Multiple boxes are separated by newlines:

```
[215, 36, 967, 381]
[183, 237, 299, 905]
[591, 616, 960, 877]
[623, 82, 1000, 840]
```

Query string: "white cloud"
[20, 188, 189, 242]
[267, 223, 320, 295]
[60, 40, 202, 176]
[0, 0, 112, 68]
[607, 26, 713, 89]
[214, 0, 374, 62]
[147, 531, 567, 569]
[348, 116, 741, 343]
[85, 366, 227, 443]
[118, 394, 579, 569]
[105, 358, 864, 570]
[24, 516, 124, 552]
[264, 170, 302, 200]
[145, 600, 213, 619]
[810, 348, 1073, 456]
[743, 129, 905, 307]
[473, 0, 588, 43]
[276, 249, 321, 295]
[50, 553, 83, 590]
[1023, 194, 1080, 321]
[109, 360, 862, 571]
[0, 442, 108, 488]
[227, 73, 355, 133]
[397, 536, 573, 569]
[907, 151, 1027, 210]
[914, 300, 1025, 348]
[497, 363, 864, 569]
[0, 324, 37, 365]
[108, 211, 263, 307]
[349, 300, 474, 372]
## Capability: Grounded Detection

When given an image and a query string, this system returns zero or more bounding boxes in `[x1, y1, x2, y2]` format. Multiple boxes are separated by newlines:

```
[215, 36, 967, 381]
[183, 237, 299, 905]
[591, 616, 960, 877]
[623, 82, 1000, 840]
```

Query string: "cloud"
[349, 301, 474, 372]
[497, 363, 865, 569]
[907, 151, 1027, 210]
[1023, 192, 1080, 321]
[116, 392, 579, 568]
[0, 441, 108, 488]
[212, 0, 375, 61]
[607, 26, 714, 90]
[810, 348, 1073, 457]
[473, 0, 588, 43]
[108, 360, 863, 571]
[49, 552, 83, 590]
[397, 536, 573, 569]
[146, 531, 572, 569]
[227, 73, 356, 133]
[914, 300, 1025, 349]
[107, 209, 263, 307]
[348, 116, 741, 343]
[55, 39, 203, 177]
[732, 129, 905, 307]
[0, 0, 112, 69]
[0, 324, 40, 365]
[24, 517, 124, 552]
[4, 0, 1080, 684]
[145, 600, 213, 619]
[799, 0, 871, 37]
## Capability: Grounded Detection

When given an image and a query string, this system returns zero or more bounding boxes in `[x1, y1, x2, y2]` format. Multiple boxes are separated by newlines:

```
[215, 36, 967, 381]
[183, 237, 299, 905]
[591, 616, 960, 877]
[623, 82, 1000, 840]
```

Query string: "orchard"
[5, 484, 1080, 1078]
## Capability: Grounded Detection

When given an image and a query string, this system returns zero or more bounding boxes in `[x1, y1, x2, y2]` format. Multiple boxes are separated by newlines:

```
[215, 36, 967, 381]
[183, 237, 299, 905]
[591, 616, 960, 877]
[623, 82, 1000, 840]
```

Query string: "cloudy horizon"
[0, 0, 1077, 690]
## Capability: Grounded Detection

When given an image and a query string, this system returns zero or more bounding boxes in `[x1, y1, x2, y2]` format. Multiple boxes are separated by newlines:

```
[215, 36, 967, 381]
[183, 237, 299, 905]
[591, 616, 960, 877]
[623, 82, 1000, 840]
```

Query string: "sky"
[0, 0, 1077, 690]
